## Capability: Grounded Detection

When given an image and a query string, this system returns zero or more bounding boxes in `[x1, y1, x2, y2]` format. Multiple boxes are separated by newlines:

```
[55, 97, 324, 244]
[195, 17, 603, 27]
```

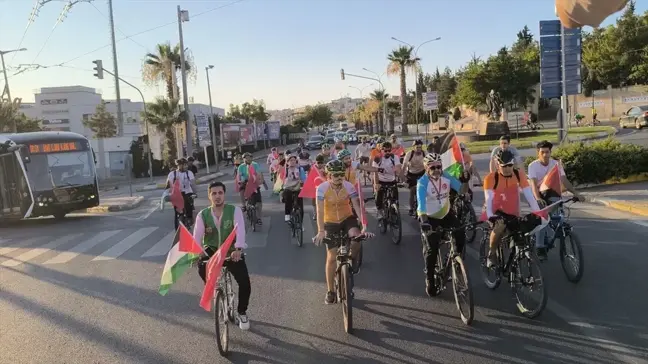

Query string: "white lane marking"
[463, 247, 645, 363]
[633, 221, 648, 228]
[582, 241, 638, 247]
[43, 230, 122, 264]
[92, 227, 158, 261]
[137, 203, 160, 220]
[141, 230, 176, 257]
[1, 234, 84, 267]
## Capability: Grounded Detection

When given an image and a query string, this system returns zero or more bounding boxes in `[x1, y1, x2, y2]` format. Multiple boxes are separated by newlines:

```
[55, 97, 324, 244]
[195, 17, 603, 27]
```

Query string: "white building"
[18, 85, 224, 179]
[326, 97, 365, 115]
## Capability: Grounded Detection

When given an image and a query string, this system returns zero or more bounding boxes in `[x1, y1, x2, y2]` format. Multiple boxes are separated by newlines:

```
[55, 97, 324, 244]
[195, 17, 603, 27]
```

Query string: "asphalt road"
[1, 146, 648, 364]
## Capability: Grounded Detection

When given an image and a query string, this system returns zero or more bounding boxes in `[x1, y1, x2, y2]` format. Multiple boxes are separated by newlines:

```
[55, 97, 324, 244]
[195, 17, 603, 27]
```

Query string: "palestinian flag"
[438, 131, 465, 180]
[159, 223, 204, 296]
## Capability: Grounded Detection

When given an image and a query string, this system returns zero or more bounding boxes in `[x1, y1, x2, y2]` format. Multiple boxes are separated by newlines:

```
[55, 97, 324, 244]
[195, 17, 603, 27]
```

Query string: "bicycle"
[287, 190, 304, 247]
[316, 233, 368, 334]
[211, 255, 243, 357]
[240, 184, 261, 232]
[531, 197, 584, 283]
[478, 213, 548, 318]
[453, 194, 477, 244]
[174, 193, 197, 229]
[421, 221, 478, 325]
[375, 183, 402, 245]
[524, 122, 544, 130]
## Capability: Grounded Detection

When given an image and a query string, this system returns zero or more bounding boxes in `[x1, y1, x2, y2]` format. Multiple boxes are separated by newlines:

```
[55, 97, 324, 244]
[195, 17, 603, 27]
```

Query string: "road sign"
[539, 19, 582, 99]
[195, 114, 212, 147]
[422, 91, 438, 111]
[541, 83, 582, 99]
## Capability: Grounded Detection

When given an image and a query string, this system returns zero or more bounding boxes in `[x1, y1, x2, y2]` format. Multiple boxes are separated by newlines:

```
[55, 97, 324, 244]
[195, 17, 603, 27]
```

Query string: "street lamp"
[362, 68, 388, 134]
[391, 36, 441, 134]
[0, 48, 27, 133]
[205, 65, 219, 171]
[348, 84, 374, 99]
[177, 6, 192, 157]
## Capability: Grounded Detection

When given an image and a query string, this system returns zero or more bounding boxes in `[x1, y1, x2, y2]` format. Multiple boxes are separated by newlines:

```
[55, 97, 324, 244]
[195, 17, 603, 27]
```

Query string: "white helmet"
[423, 152, 442, 164]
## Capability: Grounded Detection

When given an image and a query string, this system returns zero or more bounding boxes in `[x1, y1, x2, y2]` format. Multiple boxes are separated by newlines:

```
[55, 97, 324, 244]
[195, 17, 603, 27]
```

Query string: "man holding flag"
[527, 140, 583, 260]
[237, 152, 264, 225]
[193, 181, 251, 330]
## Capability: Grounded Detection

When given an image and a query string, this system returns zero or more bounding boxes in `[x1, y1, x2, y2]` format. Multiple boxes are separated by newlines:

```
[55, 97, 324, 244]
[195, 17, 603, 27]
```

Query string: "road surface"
[1, 145, 647, 364]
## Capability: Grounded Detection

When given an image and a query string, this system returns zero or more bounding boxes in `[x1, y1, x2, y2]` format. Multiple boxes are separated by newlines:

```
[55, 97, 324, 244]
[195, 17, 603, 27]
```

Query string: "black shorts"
[406, 171, 425, 188]
[324, 216, 360, 250]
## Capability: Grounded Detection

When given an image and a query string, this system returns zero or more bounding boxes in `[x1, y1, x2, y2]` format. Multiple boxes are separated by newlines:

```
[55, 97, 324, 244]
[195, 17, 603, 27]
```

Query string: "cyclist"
[417, 152, 471, 296]
[313, 160, 371, 304]
[460, 142, 482, 187]
[309, 154, 327, 221]
[232, 153, 242, 179]
[282, 154, 307, 222]
[187, 156, 198, 175]
[389, 134, 405, 163]
[427, 136, 440, 153]
[166, 158, 197, 230]
[527, 140, 583, 260]
[337, 149, 379, 186]
[489, 135, 522, 173]
[370, 137, 384, 161]
[372, 141, 402, 219]
[320, 143, 333, 162]
[484, 149, 540, 268]
[237, 153, 264, 225]
[331, 140, 345, 160]
[298, 151, 311, 172]
[402, 140, 426, 216]
[355, 137, 372, 162]
[193, 181, 250, 330]
[267, 147, 280, 181]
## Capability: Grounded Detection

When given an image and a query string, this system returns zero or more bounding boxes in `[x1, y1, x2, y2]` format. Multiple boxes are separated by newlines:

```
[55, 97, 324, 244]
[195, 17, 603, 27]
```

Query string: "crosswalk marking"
[141, 231, 175, 257]
[44, 230, 122, 265]
[1, 234, 84, 267]
[92, 227, 158, 261]
[0, 246, 19, 256]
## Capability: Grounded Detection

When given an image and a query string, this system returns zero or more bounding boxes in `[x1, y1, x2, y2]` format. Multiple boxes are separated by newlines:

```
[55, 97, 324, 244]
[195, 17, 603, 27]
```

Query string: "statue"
[485, 89, 502, 121]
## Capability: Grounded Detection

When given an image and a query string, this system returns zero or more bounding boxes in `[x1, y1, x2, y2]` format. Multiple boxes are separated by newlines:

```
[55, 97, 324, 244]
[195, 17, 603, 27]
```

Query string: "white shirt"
[167, 170, 195, 193]
[355, 143, 371, 158]
[372, 156, 400, 182]
[527, 159, 566, 188]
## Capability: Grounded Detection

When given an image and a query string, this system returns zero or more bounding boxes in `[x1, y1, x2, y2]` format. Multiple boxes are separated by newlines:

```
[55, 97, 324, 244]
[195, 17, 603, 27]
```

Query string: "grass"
[464, 126, 616, 154]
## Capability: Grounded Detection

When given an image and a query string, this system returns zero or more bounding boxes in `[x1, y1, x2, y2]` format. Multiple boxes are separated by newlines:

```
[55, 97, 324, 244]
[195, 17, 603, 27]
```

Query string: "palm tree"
[387, 46, 420, 135]
[142, 42, 194, 99]
[386, 100, 400, 134]
[369, 89, 388, 134]
[142, 98, 186, 166]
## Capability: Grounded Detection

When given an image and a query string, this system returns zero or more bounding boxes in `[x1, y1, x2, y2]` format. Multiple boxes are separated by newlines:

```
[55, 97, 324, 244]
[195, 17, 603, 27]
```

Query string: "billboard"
[255, 123, 267, 141]
[267, 121, 280, 140]
[195, 114, 211, 148]
[221, 124, 240, 149]
[239, 125, 255, 145]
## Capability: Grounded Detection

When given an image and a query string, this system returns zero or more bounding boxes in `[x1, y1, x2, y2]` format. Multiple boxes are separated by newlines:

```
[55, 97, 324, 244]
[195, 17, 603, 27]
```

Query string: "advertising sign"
[267, 121, 280, 140]
[239, 125, 255, 145]
[195, 114, 211, 147]
[221, 124, 240, 149]
[255, 123, 267, 141]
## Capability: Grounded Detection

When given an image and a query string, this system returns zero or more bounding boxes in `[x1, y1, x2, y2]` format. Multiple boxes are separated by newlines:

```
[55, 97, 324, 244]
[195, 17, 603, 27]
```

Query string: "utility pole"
[1, 48, 27, 133]
[205, 65, 219, 171]
[107, 0, 124, 135]
[177, 6, 192, 157]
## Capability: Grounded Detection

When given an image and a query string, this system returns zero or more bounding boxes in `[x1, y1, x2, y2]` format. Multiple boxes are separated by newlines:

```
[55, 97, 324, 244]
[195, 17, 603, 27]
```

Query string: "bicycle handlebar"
[420, 222, 484, 233]
[314, 233, 370, 245]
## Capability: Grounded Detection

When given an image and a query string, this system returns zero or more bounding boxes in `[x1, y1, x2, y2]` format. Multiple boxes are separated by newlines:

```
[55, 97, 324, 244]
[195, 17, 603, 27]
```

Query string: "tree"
[142, 42, 195, 99]
[83, 101, 117, 138]
[304, 104, 333, 127]
[387, 46, 419, 135]
[369, 89, 388, 133]
[142, 98, 186, 166]
[0, 102, 42, 133]
[225, 99, 269, 124]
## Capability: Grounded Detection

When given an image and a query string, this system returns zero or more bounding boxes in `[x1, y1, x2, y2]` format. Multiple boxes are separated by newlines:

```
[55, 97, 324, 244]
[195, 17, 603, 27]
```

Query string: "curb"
[485, 130, 615, 152]
[86, 196, 145, 213]
[583, 196, 648, 217]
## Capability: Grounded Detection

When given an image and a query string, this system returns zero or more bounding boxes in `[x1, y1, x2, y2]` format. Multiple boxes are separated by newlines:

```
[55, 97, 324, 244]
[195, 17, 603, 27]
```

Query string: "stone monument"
[479, 89, 510, 136]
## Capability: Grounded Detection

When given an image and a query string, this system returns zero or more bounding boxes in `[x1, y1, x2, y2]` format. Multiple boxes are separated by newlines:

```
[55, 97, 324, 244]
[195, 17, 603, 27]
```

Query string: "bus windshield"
[26, 150, 95, 191]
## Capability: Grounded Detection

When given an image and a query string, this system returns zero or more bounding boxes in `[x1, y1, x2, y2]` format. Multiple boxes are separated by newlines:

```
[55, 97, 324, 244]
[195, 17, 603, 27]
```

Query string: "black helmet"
[325, 159, 345, 173]
[495, 149, 515, 165]
[412, 139, 423, 146]
[299, 151, 310, 159]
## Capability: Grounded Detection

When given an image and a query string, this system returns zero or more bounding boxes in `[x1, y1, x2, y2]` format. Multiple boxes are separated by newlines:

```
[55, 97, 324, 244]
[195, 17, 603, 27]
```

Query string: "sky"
[0, 0, 642, 112]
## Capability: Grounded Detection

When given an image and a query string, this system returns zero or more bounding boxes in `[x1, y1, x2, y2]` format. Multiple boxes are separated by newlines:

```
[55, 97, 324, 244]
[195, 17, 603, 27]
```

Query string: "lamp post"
[362, 68, 388, 134]
[348, 84, 373, 99]
[1, 48, 27, 132]
[205, 65, 219, 171]
[391, 36, 441, 134]
[177, 6, 192, 157]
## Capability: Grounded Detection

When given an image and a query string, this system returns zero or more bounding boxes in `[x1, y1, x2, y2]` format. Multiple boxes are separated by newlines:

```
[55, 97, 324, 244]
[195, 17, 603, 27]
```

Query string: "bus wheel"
[53, 212, 67, 220]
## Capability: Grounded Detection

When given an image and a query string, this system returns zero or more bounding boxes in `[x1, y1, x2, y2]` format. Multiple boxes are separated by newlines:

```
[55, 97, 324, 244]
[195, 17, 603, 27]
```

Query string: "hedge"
[523, 138, 648, 186]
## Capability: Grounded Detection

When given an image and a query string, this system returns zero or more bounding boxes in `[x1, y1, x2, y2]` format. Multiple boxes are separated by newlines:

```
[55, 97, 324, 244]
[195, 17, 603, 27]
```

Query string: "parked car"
[619, 105, 648, 129]
[346, 130, 358, 144]
[305, 135, 325, 150]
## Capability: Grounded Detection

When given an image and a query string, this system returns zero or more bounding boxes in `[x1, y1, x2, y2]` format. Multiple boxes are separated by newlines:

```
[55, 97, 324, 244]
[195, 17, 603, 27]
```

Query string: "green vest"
[199, 204, 236, 254]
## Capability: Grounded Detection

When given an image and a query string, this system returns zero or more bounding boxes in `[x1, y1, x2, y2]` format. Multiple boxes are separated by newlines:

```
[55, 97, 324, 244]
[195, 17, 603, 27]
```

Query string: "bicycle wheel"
[214, 288, 229, 356]
[390, 204, 402, 245]
[379, 208, 388, 234]
[462, 202, 477, 244]
[479, 235, 501, 289]
[512, 250, 548, 319]
[294, 210, 303, 247]
[340, 264, 354, 334]
[560, 231, 584, 283]
[248, 207, 257, 232]
[451, 256, 474, 325]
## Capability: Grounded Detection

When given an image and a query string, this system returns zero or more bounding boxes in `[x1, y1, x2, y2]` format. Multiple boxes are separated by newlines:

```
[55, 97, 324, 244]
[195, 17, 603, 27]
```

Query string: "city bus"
[0, 131, 99, 220]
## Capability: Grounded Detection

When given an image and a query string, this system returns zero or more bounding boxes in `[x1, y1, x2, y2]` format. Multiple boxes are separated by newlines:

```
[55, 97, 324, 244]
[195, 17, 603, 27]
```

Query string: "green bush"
[523, 138, 648, 185]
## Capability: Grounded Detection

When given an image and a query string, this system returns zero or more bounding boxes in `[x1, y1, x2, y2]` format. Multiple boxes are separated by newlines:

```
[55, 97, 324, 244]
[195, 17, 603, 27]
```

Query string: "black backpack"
[493, 169, 521, 190]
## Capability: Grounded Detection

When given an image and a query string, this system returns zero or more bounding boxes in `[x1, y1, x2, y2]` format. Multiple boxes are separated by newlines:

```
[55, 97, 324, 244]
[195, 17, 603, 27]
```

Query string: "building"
[17, 85, 224, 179]
[267, 109, 294, 126]
[326, 97, 365, 115]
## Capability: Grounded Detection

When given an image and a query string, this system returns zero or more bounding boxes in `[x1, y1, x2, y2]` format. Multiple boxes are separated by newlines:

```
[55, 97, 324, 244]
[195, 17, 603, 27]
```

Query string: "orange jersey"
[370, 149, 382, 160]
[483, 170, 529, 217]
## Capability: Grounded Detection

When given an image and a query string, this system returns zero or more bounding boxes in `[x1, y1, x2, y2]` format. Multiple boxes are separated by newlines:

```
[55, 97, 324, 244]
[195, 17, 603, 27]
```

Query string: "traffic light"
[92, 60, 104, 79]
[340, 68, 345, 80]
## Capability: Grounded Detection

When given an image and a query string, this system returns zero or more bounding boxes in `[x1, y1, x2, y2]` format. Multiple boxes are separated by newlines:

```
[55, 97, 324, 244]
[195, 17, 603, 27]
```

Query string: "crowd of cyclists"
[167, 130, 584, 331]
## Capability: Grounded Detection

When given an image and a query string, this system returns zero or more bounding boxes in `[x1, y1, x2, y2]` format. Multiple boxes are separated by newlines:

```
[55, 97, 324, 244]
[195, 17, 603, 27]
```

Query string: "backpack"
[493, 169, 520, 190]
[376, 155, 396, 168]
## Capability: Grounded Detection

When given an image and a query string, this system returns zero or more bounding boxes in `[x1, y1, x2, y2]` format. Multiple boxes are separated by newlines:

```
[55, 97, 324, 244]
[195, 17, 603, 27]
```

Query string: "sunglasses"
[330, 172, 345, 178]
[499, 163, 514, 168]
[382, 149, 392, 153]
[427, 165, 442, 170]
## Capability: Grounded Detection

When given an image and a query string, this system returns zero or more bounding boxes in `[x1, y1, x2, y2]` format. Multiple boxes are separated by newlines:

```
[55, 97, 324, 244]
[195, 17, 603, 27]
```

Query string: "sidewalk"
[579, 181, 648, 217]
[90, 143, 298, 213]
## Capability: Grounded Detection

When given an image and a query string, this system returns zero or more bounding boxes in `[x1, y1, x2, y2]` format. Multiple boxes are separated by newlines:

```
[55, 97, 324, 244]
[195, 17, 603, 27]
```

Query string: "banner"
[239, 125, 255, 144]
[255, 123, 267, 141]
[195, 114, 211, 148]
[267, 121, 280, 140]
[221, 124, 240, 149]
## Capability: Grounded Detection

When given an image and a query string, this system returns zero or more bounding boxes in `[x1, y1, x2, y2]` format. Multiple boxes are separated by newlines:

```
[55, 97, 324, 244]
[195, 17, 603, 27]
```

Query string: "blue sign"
[540, 35, 581, 51]
[541, 82, 582, 99]
[539, 20, 561, 36]
[539, 19, 583, 98]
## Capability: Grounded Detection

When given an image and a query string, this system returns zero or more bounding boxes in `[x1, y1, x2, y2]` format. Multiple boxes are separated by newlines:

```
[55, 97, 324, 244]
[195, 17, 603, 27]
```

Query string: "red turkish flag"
[199, 224, 237, 312]
[299, 167, 325, 199]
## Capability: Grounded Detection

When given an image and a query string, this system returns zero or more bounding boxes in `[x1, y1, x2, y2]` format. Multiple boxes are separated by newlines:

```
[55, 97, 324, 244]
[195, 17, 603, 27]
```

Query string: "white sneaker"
[284, 214, 290, 222]
[238, 314, 250, 330]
